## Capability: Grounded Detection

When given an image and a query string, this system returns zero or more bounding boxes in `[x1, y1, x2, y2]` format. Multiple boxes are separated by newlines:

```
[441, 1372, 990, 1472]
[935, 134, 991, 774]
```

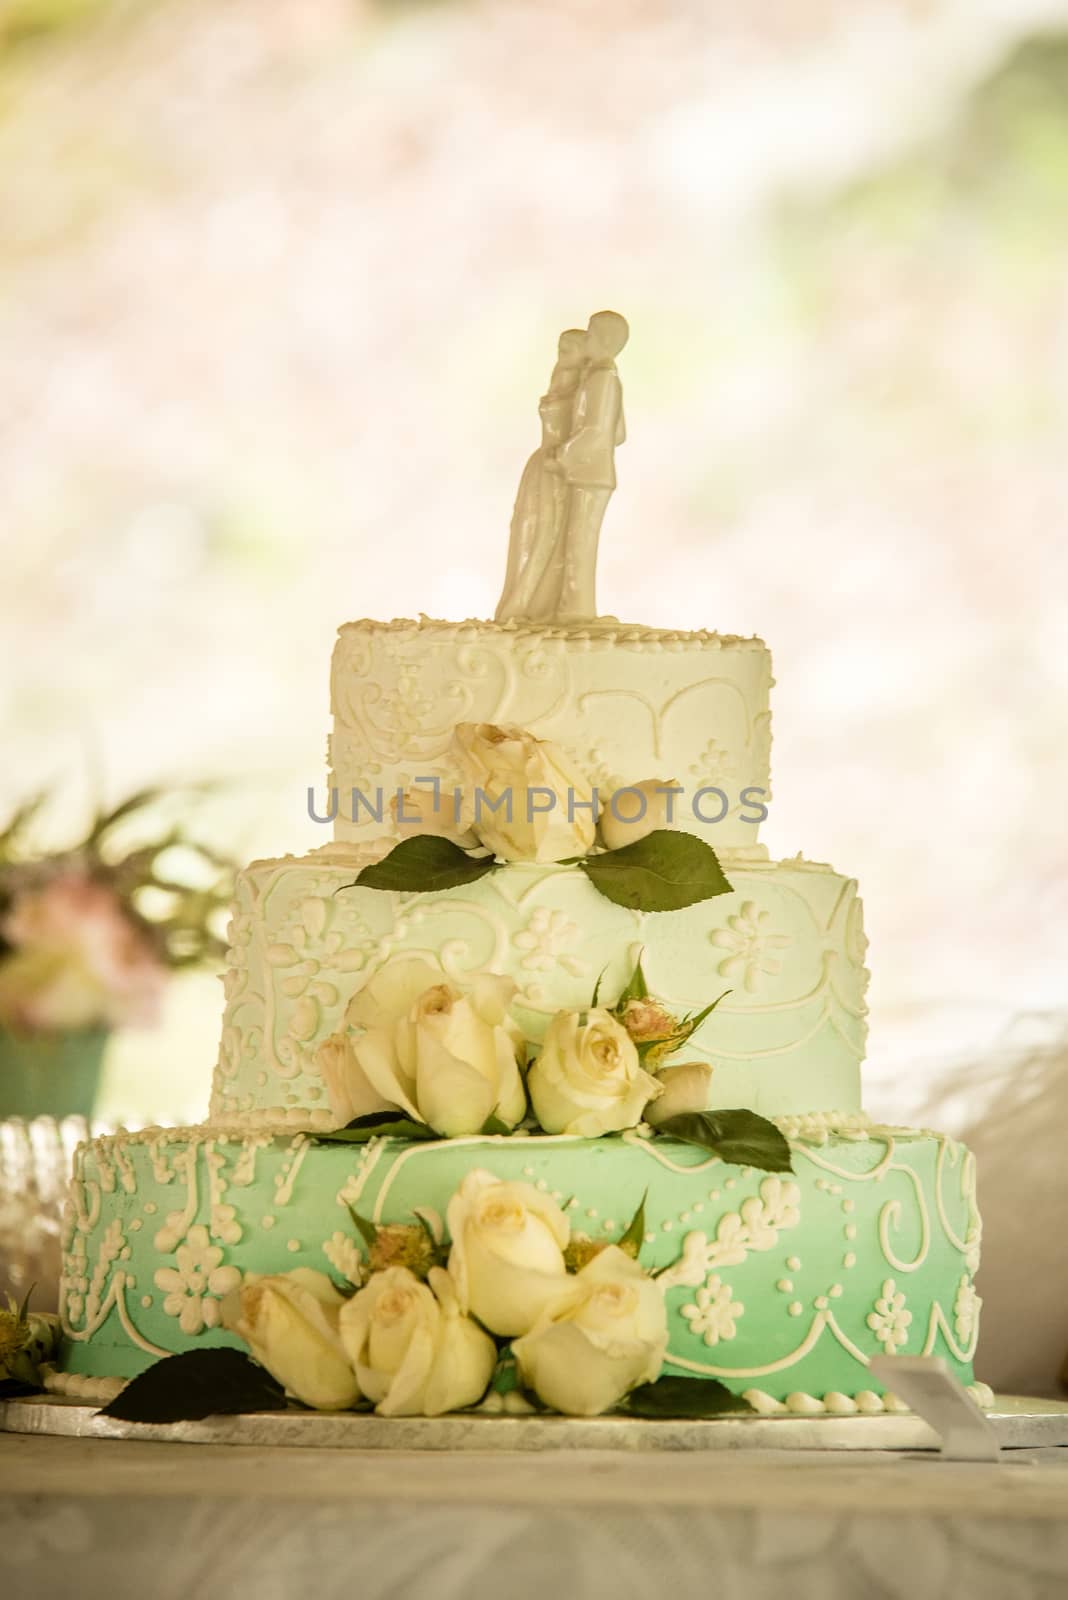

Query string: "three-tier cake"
[52, 315, 984, 1418]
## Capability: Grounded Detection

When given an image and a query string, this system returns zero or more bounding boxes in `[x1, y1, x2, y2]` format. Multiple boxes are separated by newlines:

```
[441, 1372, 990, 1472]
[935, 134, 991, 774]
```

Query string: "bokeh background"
[3, 0, 1067, 1386]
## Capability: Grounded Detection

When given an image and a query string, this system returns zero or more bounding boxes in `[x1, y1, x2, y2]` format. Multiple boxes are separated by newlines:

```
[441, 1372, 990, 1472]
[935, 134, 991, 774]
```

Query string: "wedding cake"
[51, 314, 985, 1420]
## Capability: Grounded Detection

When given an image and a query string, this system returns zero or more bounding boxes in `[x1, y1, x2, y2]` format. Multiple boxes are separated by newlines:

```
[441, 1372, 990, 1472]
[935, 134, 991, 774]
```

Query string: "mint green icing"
[59, 1125, 979, 1404]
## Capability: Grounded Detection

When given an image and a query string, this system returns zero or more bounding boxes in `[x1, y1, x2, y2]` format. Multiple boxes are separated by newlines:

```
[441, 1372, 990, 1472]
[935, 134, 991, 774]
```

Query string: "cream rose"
[338, 1265, 495, 1417]
[453, 722, 596, 863]
[513, 1245, 668, 1416]
[314, 1031, 395, 1127]
[644, 1062, 714, 1126]
[527, 1008, 662, 1136]
[342, 959, 526, 1138]
[447, 1169, 570, 1337]
[222, 1269, 360, 1411]
[598, 779, 682, 852]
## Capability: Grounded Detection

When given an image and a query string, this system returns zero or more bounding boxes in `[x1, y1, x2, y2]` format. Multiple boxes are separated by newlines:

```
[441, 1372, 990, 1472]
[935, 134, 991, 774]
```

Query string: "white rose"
[314, 1031, 395, 1127]
[453, 722, 596, 863]
[346, 958, 526, 1137]
[599, 778, 682, 852]
[390, 785, 479, 849]
[527, 1008, 662, 1136]
[345, 956, 445, 1032]
[447, 1168, 570, 1337]
[221, 1269, 360, 1411]
[338, 1266, 495, 1417]
[513, 1245, 668, 1416]
[645, 1062, 714, 1126]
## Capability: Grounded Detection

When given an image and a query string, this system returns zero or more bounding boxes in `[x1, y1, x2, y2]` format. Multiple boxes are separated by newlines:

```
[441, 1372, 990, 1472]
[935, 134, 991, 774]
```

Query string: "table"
[3, 1434, 1067, 1599]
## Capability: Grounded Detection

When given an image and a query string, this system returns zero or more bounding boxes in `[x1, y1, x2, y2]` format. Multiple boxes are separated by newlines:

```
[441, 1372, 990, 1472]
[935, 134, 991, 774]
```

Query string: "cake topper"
[496, 310, 628, 625]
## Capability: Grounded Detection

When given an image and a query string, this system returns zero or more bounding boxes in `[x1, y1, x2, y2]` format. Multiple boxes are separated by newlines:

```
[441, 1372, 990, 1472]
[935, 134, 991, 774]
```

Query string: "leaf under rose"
[580, 831, 732, 912]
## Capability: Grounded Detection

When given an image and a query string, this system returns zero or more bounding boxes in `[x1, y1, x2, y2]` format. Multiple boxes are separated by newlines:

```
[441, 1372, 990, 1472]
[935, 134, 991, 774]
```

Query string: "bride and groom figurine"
[495, 310, 629, 625]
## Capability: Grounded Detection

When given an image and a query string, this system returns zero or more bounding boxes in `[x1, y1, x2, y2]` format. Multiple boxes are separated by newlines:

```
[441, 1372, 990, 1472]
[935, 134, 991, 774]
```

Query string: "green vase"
[0, 1028, 109, 1121]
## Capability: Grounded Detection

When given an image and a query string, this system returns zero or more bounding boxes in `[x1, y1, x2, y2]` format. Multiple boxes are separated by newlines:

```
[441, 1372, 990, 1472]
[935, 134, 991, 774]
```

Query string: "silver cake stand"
[3, 1394, 1067, 1452]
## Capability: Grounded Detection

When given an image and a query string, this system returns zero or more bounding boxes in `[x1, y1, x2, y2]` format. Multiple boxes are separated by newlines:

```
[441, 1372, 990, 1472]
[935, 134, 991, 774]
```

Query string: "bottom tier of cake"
[56, 1120, 983, 1413]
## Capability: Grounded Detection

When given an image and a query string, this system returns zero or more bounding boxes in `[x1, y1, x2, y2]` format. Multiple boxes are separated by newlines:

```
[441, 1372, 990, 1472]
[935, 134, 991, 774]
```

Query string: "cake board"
[3, 1394, 1067, 1453]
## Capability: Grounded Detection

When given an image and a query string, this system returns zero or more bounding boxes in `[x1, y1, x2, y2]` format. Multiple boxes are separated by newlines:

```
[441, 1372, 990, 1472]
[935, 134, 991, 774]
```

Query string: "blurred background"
[2, 0, 1066, 1385]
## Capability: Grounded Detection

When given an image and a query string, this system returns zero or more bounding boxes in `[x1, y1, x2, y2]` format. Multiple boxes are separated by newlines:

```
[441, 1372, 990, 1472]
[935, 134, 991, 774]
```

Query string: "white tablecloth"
[3, 1435, 1068, 1600]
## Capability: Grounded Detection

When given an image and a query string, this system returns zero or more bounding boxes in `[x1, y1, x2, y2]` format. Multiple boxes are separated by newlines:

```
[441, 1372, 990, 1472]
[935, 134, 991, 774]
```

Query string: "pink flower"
[0, 875, 165, 1033]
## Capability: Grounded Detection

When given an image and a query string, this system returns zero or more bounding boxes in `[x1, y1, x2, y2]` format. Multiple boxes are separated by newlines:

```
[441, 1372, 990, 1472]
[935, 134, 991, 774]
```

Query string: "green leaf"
[345, 1205, 378, 1251]
[86, 789, 178, 853]
[614, 950, 649, 1007]
[638, 990, 731, 1070]
[590, 964, 609, 1008]
[351, 836, 496, 895]
[0, 791, 47, 863]
[489, 1349, 519, 1394]
[620, 1377, 754, 1419]
[581, 832, 732, 912]
[0, 1378, 40, 1400]
[617, 1191, 647, 1259]
[481, 1115, 514, 1137]
[654, 1110, 794, 1174]
[98, 1350, 287, 1424]
[316, 1111, 438, 1145]
[678, 990, 729, 1035]
[412, 1210, 443, 1257]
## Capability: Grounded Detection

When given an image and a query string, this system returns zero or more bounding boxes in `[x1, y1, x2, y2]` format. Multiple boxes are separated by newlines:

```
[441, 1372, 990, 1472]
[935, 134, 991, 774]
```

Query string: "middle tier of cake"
[210, 844, 870, 1131]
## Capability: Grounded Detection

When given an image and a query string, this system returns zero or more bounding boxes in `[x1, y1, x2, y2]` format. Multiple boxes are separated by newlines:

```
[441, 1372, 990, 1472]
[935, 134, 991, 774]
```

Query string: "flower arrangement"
[0, 786, 233, 1038]
[38, 724, 790, 1425]
[234, 1175, 668, 1419]
[309, 949, 789, 1173]
[311, 716, 789, 1161]
[95, 1170, 756, 1424]
[357, 721, 733, 911]
[75, 950, 786, 1423]
[81, 954, 791, 1426]
[0, 1291, 59, 1396]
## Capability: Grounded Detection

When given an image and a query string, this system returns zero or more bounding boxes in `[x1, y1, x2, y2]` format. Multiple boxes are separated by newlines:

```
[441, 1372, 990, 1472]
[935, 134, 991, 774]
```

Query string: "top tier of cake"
[328, 617, 773, 850]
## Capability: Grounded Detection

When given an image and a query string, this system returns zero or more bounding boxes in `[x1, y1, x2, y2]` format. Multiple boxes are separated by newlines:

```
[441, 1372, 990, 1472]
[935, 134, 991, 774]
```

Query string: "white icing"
[867, 1278, 912, 1354]
[329, 617, 773, 852]
[783, 1391, 825, 1415]
[153, 1224, 242, 1335]
[322, 1231, 366, 1286]
[935, 1138, 981, 1266]
[113, 1279, 172, 1358]
[680, 1276, 744, 1346]
[654, 1176, 802, 1300]
[667, 1310, 829, 1379]
[879, 1187, 931, 1274]
[774, 1110, 872, 1144]
[740, 1380, 993, 1417]
[664, 1301, 878, 1382]
[209, 852, 869, 1131]
[41, 1366, 126, 1403]
[656, 1231, 710, 1293]
[920, 1299, 981, 1365]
